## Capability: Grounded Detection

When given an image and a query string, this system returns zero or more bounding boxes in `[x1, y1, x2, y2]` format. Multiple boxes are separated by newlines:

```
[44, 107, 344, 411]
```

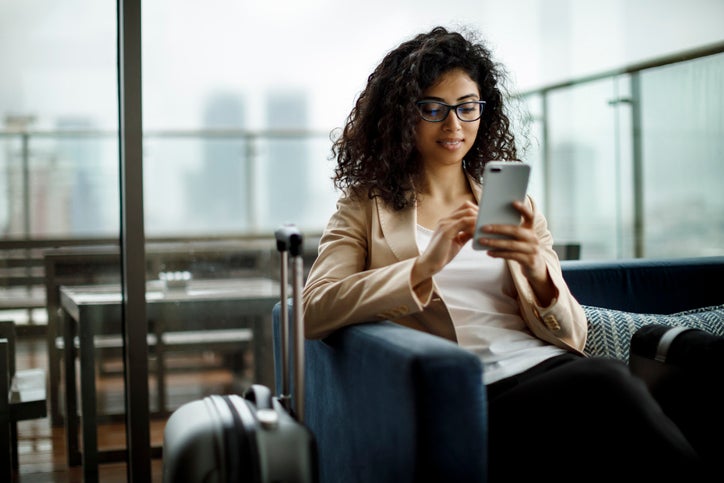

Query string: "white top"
[415, 225, 565, 384]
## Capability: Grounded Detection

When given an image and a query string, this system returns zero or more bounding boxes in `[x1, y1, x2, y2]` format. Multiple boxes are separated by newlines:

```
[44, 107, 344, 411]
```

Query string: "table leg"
[62, 310, 81, 467]
[79, 312, 99, 482]
[45, 266, 64, 428]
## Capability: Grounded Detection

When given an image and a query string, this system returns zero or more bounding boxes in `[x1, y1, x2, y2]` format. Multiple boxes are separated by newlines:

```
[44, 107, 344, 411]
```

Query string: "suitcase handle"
[274, 224, 305, 422]
[243, 384, 273, 410]
[275, 225, 303, 256]
[654, 326, 692, 363]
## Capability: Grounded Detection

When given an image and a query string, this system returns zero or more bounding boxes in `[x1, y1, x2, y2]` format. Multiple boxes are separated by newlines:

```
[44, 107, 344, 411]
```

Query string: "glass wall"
[2, 4, 722, 253]
[538, 78, 634, 259]
[1, 1, 722, 479]
[521, 52, 723, 260]
[142, 130, 334, 236]
[639, 53, 724, 257]
[0, 0, 127, 477]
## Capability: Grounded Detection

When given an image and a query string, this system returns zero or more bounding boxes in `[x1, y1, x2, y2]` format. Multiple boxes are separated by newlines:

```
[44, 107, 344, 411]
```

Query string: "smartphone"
[472, 161, 531, 251]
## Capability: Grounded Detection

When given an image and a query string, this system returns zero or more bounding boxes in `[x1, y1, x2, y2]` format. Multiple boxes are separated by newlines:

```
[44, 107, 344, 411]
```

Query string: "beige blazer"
[302, 175, 588, 354]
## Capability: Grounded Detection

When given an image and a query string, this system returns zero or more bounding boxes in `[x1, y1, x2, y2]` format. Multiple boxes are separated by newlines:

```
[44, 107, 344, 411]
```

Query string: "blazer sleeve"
[508, 196, 588, 353]
[302, 194, 426, 339]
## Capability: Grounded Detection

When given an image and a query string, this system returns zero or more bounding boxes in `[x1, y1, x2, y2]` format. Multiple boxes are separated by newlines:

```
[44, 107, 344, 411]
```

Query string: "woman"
[302, 26, 706, 481]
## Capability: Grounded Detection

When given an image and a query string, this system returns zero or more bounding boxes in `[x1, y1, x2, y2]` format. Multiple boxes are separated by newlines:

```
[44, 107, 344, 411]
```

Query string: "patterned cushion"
[582, 304, 724, 361]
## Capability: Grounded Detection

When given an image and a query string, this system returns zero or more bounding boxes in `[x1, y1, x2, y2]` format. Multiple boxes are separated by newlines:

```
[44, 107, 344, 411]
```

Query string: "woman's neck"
[418, 165, 471, 203]
[416, 166, 474, 229]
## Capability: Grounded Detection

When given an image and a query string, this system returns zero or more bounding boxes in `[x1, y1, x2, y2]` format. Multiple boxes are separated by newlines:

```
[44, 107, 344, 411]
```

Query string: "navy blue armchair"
[272, 256, 724, 483]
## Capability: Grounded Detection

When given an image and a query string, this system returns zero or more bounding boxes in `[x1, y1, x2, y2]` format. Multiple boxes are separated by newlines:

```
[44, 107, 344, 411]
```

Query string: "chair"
[0, 320, 47, 479]
[272, 303, 488, 483]
[271, 257, 724, 483]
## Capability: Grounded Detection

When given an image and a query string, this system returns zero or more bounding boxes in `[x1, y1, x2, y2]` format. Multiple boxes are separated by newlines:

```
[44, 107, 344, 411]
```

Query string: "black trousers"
[486, 353, 712, 482]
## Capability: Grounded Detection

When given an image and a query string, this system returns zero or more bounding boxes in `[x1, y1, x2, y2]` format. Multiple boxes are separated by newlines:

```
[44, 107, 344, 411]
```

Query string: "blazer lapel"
[375, 173, 483, 262]
[376, 198, 419, 262]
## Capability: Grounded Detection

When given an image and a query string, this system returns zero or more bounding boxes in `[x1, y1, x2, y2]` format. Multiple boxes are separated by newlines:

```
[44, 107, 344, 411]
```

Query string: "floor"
[14, 419, 164, 482]
[12, 335, 253, 482]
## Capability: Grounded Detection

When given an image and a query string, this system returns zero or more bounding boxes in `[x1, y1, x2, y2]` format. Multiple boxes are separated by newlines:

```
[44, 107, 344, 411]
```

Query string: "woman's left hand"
[477, 200, 557, 305]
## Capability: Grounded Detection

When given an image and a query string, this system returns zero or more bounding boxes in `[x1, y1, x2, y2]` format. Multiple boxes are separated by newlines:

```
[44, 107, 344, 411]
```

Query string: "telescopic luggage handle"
[275, 224, 304, 257]
[274, 224, 305, 422]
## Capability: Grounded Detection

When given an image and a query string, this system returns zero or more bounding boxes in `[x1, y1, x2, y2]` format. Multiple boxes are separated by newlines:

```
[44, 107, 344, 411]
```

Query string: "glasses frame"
[415, 100, 486, 123]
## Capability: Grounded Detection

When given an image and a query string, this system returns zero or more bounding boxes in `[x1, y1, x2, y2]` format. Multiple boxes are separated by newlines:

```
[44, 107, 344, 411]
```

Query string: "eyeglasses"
[415, 100, 486, 123]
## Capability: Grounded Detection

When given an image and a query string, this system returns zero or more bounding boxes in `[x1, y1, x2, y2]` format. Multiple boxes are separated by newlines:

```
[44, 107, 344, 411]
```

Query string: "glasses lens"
[417, 102, 449, 122]
[456, 101, 483, 121]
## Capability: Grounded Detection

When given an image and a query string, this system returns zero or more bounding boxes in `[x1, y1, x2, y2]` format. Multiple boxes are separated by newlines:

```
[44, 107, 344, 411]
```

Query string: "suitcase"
[629, 324, 724, 465]
[162, 225, 318, 483]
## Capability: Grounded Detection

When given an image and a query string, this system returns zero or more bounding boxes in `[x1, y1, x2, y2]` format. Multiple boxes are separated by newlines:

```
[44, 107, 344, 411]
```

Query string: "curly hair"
[331, 26, 519, 211]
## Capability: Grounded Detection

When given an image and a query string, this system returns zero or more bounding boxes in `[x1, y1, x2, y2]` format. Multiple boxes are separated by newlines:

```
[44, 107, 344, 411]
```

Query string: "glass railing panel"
[517, 93, 547, 213]
[639, 52, 724, 257]
[143, 133, 251, 236]
[0, 133, 24, 237]
[254, 134, 336, 233]
[546, 78, 625, 259]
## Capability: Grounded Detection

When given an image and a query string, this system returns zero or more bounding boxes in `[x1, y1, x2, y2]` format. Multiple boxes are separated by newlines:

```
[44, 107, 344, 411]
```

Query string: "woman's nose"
[442, 110, 462, 130]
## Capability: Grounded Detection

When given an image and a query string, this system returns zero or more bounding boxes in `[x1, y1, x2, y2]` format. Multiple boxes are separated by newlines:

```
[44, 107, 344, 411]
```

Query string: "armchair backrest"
[561, 256, 724, 314]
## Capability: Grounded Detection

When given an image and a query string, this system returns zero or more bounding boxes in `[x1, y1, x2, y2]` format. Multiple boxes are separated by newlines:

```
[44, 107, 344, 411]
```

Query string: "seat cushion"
[583, 304, 724, 361]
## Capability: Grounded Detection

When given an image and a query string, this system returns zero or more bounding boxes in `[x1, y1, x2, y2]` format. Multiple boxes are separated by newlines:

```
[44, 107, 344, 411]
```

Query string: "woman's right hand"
[411, 201, 478, 286]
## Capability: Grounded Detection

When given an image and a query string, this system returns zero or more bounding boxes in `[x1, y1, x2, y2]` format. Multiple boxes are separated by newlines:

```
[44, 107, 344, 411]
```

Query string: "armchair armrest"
[273, 303, 487, 483]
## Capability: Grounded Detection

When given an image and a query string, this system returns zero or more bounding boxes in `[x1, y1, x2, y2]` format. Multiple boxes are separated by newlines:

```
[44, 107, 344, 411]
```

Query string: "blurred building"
[188, 92, 248, 231]
[265, 90, 309, 225]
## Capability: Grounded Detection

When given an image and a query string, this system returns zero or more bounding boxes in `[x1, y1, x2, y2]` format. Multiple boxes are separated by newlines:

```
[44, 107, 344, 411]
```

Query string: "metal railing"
[515, 41, 724, 259]
[2, 41, 724, 258]
[0, 127, 332, 240]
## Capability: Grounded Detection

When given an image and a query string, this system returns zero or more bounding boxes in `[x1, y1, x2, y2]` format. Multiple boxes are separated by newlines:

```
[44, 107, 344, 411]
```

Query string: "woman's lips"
[438, 139, 463, 150]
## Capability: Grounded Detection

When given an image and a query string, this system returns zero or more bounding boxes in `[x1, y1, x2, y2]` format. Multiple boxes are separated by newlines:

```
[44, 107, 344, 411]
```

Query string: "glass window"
[0, 0, 127, 471]
[2, 1, 723, 478]
[639, 53, 724, 257]
[515, 93, 546, 208]
[545, 78, 632, 259]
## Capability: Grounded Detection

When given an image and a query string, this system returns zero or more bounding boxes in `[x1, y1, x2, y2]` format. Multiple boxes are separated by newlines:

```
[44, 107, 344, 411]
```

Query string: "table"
[59, 277, 280, 480]
[44, 239, 275, 426]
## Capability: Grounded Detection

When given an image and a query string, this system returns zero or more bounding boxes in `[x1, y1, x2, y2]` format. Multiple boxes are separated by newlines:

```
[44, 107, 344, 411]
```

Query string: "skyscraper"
[265, 90, 309, 227]
[188, 91, 247, 232]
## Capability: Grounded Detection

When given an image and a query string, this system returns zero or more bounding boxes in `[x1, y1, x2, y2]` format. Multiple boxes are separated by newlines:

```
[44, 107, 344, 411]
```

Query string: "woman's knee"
[566, 357, 650, 405]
